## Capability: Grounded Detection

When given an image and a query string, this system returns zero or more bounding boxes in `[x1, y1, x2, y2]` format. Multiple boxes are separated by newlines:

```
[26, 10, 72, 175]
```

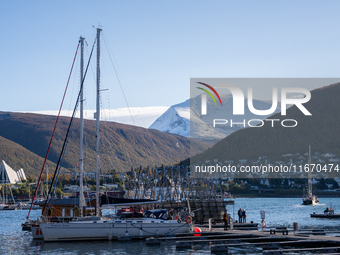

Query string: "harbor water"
[1, 197, 340, 254]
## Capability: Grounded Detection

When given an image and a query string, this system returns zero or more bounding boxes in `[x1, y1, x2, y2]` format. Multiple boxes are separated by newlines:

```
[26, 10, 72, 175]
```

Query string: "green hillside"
[0, 135, 59, 177]
[0, 112, 209, 177]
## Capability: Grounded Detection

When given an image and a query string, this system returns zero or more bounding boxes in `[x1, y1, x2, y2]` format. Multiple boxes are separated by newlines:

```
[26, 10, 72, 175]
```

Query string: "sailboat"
[0, 166, 17, 210]
[0, 183, 9, 210]
[302, 146, 319, 205]
[39, 28, 192, 241]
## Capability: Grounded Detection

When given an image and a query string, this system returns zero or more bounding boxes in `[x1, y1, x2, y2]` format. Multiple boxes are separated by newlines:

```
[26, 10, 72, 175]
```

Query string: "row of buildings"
[205, 151, 340, 168]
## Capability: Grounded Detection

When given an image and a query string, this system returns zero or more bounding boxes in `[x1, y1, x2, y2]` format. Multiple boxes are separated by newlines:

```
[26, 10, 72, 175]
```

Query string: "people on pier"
[242, 209, 247, 223]
[223, 211, 228, 230]
[238, 208, 243, 223]
[330, 206, 334, 214]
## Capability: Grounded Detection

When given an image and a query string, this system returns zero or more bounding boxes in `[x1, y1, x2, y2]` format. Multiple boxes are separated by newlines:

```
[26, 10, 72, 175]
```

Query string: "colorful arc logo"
[196, 82, 223, 106]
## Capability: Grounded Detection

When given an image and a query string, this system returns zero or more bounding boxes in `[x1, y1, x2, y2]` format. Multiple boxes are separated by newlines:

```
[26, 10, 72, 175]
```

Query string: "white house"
[63, 184, 80, 192]
[322, 153, 336, 158]
[103, 184, 118, 190]
[119, 173, 127, 181]
[260, 179, 270, 186]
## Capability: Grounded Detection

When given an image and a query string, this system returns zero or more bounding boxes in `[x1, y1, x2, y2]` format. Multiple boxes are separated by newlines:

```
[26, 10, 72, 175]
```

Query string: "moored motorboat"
[3, 204, 18, 210]
[0, 204, 8, 210]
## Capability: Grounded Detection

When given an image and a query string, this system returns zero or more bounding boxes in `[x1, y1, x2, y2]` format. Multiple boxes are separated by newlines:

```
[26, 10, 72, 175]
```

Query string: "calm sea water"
[1, 197, 340, 255]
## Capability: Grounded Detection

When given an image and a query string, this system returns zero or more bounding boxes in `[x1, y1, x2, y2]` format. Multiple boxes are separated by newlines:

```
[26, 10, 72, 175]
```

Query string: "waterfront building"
[0, 160, 26, 184]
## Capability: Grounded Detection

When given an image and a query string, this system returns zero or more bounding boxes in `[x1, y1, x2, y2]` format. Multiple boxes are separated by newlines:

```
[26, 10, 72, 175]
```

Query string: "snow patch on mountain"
[149, 94, 282, 142]
[149, 100, 191, 137]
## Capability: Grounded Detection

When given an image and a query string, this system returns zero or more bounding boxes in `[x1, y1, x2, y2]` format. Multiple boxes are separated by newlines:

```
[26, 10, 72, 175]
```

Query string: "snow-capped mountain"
[149, 100, 191, 137]
[149, 94, 281, 142]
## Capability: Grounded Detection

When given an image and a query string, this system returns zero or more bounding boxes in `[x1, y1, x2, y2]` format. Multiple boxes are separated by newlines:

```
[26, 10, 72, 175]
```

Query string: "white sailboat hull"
[40, 219, 191, 241]
[302, 196, 319, 205]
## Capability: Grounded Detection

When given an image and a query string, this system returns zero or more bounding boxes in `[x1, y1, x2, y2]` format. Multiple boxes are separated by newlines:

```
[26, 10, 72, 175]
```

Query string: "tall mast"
[79, 36, 86, 217]
[95, 28, 102, 217]
[308, 145, 312, 197]
[46, 165, 48, 196]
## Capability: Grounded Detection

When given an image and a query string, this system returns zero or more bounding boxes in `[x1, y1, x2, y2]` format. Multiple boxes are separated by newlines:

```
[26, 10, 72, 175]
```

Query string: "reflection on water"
[1, 198, 340, 254]
[30, 239, 212, 255]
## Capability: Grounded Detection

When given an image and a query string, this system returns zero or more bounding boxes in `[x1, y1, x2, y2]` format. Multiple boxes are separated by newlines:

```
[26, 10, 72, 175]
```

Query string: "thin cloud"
[24, 106, 169, 128]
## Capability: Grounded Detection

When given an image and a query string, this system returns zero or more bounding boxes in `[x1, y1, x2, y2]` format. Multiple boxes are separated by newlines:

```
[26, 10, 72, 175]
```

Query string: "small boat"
[224, 191, 232, 199]
[17, 202, 40, 210]
[310, 212, 340, 218]
[311, 206, 338, 218]
[2, 204, 18, 210]
[0, 204, 8, 210]
[302, 195, 319, 205]
[311, 204, 337, 218]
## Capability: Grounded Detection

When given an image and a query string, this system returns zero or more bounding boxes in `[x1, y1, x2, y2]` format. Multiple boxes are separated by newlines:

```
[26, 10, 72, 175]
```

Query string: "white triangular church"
[0, 160, 26, 184]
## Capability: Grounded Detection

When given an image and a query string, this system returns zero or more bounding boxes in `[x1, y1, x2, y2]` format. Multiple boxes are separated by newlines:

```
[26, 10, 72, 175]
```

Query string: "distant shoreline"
[230, 192, 340, 199]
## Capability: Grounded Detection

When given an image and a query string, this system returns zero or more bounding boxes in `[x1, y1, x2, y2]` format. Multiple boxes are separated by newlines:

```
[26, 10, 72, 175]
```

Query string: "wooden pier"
[144, 226, 340, 254]
[126, 166, 340, 253]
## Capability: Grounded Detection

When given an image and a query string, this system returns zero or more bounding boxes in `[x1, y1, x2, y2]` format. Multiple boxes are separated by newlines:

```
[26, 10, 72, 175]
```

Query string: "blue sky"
[1, 1, 340, 117]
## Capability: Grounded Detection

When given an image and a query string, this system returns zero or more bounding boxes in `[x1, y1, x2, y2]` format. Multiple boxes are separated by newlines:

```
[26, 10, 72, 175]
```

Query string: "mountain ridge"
[0, 112, 209, 177]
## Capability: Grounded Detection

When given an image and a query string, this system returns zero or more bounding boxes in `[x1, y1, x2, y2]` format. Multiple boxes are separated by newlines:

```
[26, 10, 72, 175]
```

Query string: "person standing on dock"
[238, 208, 243, 223]
[242, 209, 247, 223]
[223, 211, 228, 230]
